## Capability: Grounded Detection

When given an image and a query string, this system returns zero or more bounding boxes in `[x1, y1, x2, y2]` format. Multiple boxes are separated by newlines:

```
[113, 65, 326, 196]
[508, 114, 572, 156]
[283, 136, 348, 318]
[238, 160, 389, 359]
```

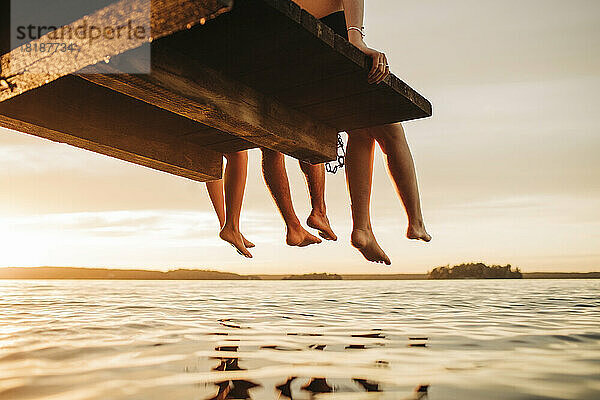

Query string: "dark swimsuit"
[320, 11, 348, 40]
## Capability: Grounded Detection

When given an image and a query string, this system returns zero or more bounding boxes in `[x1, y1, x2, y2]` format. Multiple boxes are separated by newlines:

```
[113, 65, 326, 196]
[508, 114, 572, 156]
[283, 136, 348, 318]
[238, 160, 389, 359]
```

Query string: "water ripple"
[0, 279, 598, 399]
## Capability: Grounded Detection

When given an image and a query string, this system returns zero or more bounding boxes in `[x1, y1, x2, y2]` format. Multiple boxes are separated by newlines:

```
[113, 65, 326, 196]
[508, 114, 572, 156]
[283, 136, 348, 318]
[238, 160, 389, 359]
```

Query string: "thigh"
[290, 0, 343, 19]
[370, 123, 407, 154]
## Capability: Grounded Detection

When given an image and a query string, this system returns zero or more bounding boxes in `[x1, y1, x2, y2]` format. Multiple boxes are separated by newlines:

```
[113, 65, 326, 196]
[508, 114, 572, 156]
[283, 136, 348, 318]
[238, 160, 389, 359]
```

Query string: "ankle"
[286, 220, 303, 232]
[408, 218, 425, 229]
[352, 224, 372, 234]
[221, 222, 240, 234]
[310, 207, 326, 218]
[351, 229, 370, 248]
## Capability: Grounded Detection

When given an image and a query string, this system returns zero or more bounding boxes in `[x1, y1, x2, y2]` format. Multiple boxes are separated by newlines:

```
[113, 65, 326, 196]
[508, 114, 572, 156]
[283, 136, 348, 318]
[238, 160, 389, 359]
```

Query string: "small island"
[282, 273, 342, 280]
[428, 263, 522, 280]
[3, 266, 598, 280]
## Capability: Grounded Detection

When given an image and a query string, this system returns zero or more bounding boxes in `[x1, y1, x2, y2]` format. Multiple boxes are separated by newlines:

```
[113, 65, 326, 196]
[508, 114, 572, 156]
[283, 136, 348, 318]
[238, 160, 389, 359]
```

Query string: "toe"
[318, 230, 338, 241]
[241, 234, 255, 248]
[318, 231, 331, 241]
[302, 235, 321, 246]
[239, 244, 253, 258]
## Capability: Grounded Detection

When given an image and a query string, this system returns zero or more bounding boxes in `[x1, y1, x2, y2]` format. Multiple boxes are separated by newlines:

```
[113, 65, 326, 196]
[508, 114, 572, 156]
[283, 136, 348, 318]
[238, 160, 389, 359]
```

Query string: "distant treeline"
[428, 263, 522, 279]
[282, 273, 342, 280]
[0, 267, 260, 280]
[1, 267, 597, 280]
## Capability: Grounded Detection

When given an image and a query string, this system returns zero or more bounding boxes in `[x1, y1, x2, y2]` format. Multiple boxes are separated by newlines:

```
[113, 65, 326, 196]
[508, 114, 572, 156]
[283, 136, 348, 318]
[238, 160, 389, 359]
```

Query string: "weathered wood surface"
[78, 0, 432, 160]
[0, 75, 226, 181]
[162, 0, 432, 131]
[0, 0, 233, 102]
[1, 0, 337, 164]
[0, 0, 433, 181]
[80, 42, 337, 163]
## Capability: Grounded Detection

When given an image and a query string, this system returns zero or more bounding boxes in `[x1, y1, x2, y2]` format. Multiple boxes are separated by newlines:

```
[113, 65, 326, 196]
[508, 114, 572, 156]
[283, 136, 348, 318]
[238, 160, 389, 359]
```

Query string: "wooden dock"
[0, 0, 432, 181]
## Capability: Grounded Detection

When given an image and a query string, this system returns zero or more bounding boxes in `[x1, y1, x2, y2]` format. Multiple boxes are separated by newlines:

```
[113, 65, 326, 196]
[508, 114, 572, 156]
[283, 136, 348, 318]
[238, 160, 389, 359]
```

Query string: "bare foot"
[351, 228, 391, 265]
[241, 234, 255, 248]
[307, 211, 337, 241]
[407, 222, 432, 242]
[286, 224, 322, 247]
[219, 225, 253, 258]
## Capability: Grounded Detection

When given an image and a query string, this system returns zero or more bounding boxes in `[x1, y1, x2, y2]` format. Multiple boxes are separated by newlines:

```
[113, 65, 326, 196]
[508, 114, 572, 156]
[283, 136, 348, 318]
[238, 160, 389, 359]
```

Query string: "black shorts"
[320, 11, 348, 40]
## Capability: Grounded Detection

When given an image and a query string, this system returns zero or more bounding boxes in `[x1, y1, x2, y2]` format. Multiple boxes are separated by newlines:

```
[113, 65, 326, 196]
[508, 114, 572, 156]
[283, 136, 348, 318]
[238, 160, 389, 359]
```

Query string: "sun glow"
[0, 220, 48, 266]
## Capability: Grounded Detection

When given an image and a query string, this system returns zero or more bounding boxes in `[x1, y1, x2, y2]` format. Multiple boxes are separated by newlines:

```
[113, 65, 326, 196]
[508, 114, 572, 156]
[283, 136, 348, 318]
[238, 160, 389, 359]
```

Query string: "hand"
[348, 36, 390, 84]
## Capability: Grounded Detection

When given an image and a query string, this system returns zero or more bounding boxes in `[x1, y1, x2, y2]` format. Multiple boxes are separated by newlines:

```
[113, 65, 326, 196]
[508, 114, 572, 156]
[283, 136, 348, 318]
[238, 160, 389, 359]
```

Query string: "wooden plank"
[80, 42, 338, 164]
[0, 0, 233, 102]
[180, 128, 256, 153]
[160, 0, 432, 132]
[0, 75, 224, 181]
[192, 136, 256, 153]
[2, 0, 430, 175]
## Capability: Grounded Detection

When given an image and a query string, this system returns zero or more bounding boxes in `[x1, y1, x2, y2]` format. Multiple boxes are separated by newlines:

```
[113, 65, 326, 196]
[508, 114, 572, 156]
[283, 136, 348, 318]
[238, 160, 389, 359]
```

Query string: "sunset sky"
[1, 0, 598, 274]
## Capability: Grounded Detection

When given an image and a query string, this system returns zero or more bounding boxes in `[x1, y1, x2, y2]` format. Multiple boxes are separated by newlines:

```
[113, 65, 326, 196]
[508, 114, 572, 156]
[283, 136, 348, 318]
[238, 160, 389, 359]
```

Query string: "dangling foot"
[241, 234, 255, 248]
[307, 211, 337, 241]
[407, 222, 431, 242]
[351, 228, 391, 265]
[286, 224, 322, 247]
[220, 225, 253, 258]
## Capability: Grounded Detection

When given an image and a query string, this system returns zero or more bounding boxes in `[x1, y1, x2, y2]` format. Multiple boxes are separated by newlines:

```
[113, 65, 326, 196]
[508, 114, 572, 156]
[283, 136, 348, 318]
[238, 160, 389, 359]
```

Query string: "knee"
[261, 148, 285, 170]
[376, 123, 405, 141]
[299, 160, 320, 175]
[347, 128, 375, 146]
[260, 147, 281, 160]
[224, 150, 248, 163]
[373, 123, 406, 154]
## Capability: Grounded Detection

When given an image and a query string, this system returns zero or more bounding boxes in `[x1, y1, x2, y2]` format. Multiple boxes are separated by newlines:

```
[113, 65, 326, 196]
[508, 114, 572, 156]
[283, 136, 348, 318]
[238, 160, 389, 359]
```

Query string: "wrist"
[347, 31, 365, 47]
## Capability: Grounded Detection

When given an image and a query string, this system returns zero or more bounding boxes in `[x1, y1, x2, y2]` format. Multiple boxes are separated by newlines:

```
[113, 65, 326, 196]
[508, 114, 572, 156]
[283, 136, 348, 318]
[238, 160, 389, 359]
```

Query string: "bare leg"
[345, 130, 391, 265]
[206, 179, 254, 249]
[299, 161, 337, 241]
[261, 148, 321, 247]
[206, 179, 226, 228]
[371, 123, 431, 242]
[219, 151, 253, 257]
[206, 151, 254, 258]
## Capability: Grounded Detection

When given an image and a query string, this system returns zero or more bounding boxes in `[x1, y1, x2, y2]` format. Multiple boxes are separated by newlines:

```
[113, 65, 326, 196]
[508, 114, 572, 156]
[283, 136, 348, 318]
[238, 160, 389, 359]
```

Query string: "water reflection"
[353, 378, 381, 392]
[3, 280, 597, 400]
[275, 377, 295, 399]
[204, 333, 430, 399]
[208, 345, 261, 400]
[301, 377, 333, 395]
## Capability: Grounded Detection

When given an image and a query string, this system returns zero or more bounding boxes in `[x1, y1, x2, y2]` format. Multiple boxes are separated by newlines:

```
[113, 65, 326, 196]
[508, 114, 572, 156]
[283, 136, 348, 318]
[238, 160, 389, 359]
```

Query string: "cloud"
[2, 210, 212, 237]
[1, 1, 600, 272]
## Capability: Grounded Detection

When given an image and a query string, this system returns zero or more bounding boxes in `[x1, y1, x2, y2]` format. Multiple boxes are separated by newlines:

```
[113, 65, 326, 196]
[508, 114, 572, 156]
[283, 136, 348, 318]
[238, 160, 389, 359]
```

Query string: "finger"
[379, 54, 390, 83]
[369, 52, 383, 81]
[369, 53, 383, 83]
[374, 53, 389, 84]
[376, 53, 386, 82]
[368, 52, 381, 80]
[374, 60, 385, 83]
[372, 54, 386, 84]
[377, 53, 389, 83]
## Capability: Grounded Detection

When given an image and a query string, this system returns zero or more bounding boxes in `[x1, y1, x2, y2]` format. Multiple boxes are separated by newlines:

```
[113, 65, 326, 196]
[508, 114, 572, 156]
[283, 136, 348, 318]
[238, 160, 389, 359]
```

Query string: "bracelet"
[347, 26, 365, 38]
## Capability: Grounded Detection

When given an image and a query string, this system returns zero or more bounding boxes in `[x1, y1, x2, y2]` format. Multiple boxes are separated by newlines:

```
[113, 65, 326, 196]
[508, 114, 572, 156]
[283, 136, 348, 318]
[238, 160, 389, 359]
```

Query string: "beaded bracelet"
[347, 26, 365, 38]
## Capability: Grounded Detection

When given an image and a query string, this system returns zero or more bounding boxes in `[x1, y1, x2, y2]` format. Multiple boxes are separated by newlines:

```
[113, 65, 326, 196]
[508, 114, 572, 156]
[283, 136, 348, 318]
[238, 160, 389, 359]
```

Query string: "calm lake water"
[0, 279, 598, 400]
